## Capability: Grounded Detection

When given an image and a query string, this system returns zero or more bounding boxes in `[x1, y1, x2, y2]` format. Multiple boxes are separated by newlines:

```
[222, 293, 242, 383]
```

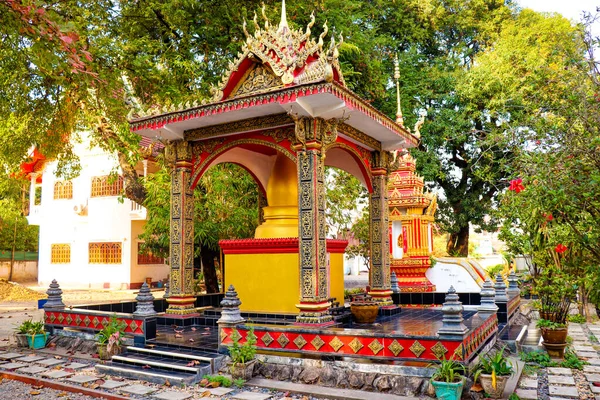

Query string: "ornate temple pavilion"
[129, 2, 417, 324]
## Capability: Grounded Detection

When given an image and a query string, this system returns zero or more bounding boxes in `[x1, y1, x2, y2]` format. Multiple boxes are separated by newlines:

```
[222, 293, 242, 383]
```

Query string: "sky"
[518, 0, 599, 34]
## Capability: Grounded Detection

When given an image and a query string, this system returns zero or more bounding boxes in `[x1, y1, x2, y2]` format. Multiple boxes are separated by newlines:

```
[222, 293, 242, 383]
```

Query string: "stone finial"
[507, 271, 520, 297]
[390, 272, 400, 294]
[494, 273, 508, 302]
[437, 286, 468, 337]
[44, 279, 65, 309]
[134, 282, 157, 316]
[217, 285, 244, 325]
[478, 278, 499, 315]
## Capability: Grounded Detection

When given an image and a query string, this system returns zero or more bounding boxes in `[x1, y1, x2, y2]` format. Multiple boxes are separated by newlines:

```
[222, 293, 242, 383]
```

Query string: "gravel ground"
[0, 378, 96, 400]
[538, 367, 550, 400]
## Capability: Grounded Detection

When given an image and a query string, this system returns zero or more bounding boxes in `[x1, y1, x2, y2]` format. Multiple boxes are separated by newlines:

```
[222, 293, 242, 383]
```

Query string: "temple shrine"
[388, 153, 437, 292]
[41, 3, 523, 388]
[129, 1, 416, 323]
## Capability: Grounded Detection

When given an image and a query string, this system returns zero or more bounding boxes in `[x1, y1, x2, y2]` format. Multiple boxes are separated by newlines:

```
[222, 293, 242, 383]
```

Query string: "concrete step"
[127, 346, 217, 372]
[111, 354, 210, 375]
[95, 363, 196, 385]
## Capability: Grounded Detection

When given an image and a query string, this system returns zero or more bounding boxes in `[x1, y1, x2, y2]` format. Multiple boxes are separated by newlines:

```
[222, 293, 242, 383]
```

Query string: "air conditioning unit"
[73, 204, 87, 215]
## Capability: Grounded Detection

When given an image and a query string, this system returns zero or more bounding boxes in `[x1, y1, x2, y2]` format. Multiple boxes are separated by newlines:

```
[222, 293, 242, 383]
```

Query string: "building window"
[91, 175, 123, 197]
[51, 244, 71, 264]
[137, 243, 165, 265]
[89, 242, 122, 264]
[53, 181, 73, 199]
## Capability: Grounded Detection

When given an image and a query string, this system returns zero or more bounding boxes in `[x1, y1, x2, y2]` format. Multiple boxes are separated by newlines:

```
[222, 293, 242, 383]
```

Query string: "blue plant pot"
[26, 333, 47, 349]
[431, 378, 465, 400]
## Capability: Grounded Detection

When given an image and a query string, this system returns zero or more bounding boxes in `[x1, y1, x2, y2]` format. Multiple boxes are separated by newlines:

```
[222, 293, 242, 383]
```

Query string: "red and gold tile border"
[221, 314, 498, 363]
[44, 310, 145, 336]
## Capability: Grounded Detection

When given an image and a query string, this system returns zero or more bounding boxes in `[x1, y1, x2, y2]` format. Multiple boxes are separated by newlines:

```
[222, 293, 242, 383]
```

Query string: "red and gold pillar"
[369, 151, 393, 305]
[166, 141, 196, 315]
[293, 117, 337, 324]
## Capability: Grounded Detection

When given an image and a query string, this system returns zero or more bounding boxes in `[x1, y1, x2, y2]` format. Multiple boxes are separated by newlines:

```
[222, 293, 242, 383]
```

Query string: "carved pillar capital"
[291, 116, 339, 152]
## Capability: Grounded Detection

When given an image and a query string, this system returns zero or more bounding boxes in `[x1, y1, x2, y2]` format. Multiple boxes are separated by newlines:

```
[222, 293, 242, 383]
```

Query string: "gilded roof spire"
[394, 54, 404, 127]
[278, 0, 289, 34]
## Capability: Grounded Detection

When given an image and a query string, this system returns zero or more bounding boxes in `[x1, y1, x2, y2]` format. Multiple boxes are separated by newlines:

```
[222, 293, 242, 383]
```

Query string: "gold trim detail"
[293, 335, 308, 350]
[260, 332, 274, 347]
[388, 340, 404, 356]
[368, 339, 384, 355]
[329, 336, 344, 352]
[277, 333, 290, 348]
[220, 329, 228, 343]
[431, 342, 449, 359]
[348, 338, 364, 354]
[311, 336, 325, 351]
[186, 113, 293, 141]
[410, 341, 426, 358]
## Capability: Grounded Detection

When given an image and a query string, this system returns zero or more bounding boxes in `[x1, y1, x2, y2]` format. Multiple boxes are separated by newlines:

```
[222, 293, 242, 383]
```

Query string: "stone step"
[95, 363, 195, 385]
[127, 346, 217, 372]
[110, 354, 209, 375]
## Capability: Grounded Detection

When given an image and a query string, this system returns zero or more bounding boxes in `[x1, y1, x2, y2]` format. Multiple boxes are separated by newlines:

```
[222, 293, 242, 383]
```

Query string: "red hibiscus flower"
[509, 178, 524, 194]
[555, 244, 567, 254]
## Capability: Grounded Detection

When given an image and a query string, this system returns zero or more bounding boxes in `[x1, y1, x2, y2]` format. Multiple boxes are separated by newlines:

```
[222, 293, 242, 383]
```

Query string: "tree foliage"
[140, 161, 258, 292]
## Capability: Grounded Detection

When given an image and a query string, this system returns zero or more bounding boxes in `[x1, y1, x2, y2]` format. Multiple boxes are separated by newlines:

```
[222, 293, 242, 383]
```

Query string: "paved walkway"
[516, 322, 600, 400]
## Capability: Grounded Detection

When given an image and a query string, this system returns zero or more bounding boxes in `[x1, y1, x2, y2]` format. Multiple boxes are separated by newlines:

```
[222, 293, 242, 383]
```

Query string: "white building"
[26, 133, 168, 289]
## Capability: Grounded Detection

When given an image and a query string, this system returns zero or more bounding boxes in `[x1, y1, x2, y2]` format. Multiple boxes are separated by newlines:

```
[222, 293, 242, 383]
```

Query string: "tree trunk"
[9, 216, 17, 282]
[446, 224, 469, 257]
[200, 244, 220, 293]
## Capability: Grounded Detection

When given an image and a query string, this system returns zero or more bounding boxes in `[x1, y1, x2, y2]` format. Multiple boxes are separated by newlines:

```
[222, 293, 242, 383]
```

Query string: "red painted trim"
[327, 240, 348, 253]
[220, 238, 298, 254]
[219, 238, 348, 255]
[1, 371, 130, 399]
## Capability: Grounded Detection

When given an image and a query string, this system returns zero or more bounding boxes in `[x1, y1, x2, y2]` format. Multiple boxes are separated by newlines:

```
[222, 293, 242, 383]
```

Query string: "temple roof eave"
[129, 81, 418, 151]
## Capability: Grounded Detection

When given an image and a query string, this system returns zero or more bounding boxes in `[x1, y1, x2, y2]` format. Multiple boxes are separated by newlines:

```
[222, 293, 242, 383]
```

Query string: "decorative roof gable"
[214, 1, 345, 101]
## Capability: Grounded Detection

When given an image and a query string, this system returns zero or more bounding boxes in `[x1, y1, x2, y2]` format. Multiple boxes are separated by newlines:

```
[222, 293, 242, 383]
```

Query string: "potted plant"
[535, 269, 573, 358]
[96, 315, 127, 360]
[228, 327, 257, 380]
[429, 357, 466, 400]
[473, 347, 514, 399]
[350, 295, 379, 324]
[26, 321, 47, 349]
[15, 320, 32, 348]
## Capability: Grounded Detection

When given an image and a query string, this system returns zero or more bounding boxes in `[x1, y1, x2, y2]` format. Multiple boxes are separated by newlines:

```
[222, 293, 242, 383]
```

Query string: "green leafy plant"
[27, 321, 45, 335]
[473, 347, 514, 389]
[228, 327, 257, 366]
[567, 314, 586, 324]
[561, 349, 587, 370]
[202, 374, 232, 387]
[536, 318, 567, 330]
[233, 378, 245, 388]
[95, 314, 126, 351]
[430, 357, 466, 383]
[15, 319, 33, 334]
[344, 287, 366, 298]
[508, 394, 521, 400]
[519, 350, 557, 367]
[486, 264, 505, 279]
[589, 335, 599, 344]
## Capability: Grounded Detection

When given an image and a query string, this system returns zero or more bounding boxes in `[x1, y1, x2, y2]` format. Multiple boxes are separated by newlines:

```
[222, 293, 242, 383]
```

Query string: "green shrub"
[202, 374, 232, 387]
[567, 314, 586, 324]
[15, 320, 33, 334]
[229, 327, 256, 365]
[430, 357, 465, 383]
[536, 318, 567, 330]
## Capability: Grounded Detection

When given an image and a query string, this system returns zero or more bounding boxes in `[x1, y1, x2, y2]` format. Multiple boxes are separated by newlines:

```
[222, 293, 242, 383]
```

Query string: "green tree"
[0, 176, 39, 280]
[140, 162, 258, 293]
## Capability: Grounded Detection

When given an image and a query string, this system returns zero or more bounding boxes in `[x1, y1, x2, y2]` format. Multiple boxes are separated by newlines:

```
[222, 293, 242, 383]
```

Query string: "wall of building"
[0, 261, 38, 282]
[36, 135, 134, 289]
[130, 220, 169, 289]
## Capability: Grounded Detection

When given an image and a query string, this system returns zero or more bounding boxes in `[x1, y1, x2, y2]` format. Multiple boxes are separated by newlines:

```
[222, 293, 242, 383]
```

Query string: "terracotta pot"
[350, 302, 379, 324]
[478, 373, 510, 399]
[541, 327, 568, 344]
[543, 342, 568, 358]
[97, 343, 122, 360]
[229, 359, 256, 380]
